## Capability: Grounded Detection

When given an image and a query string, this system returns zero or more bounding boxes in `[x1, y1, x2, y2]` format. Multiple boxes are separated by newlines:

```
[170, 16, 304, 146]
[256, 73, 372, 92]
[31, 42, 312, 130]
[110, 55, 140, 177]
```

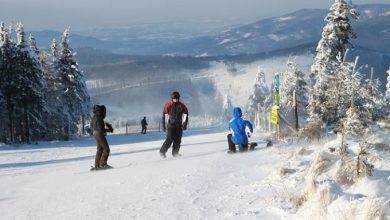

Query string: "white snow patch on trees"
[218, 38, 232, 45]
[268, 34, 288, 41]
[274, 16, 296, 22]
[380, 11, 390, 16]
[243, 33, 252, 38]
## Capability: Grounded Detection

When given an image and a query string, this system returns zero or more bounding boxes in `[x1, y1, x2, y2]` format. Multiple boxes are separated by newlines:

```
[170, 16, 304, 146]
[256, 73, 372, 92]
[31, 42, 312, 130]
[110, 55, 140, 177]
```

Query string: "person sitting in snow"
[227, 107, 254, 153]
[91, 105, 114, 169]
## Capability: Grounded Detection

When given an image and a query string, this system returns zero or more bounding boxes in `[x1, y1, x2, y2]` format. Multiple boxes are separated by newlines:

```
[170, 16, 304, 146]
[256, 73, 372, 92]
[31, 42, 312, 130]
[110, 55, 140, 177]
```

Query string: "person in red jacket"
[160, 91, 189, 158]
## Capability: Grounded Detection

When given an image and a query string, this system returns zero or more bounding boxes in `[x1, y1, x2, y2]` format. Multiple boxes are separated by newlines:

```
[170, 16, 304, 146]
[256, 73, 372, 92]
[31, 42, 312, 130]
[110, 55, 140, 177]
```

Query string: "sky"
[1, 0, 390, 32]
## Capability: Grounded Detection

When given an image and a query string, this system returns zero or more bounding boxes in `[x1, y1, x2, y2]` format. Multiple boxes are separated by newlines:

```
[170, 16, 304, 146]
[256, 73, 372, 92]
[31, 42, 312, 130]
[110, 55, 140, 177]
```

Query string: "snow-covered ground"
[0, 127, 389, 220]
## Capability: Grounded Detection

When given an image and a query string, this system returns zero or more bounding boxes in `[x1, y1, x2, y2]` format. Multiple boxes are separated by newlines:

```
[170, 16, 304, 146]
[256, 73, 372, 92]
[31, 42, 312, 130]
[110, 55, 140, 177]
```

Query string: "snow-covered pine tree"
[51, 39, 59, 62]
[0, 23, 19, 143]
[0, 22, 7, 142]
[247, 67, 271, 123]
[280, 58, 309, 120]
[384, 66, 390, 119]
[307, 60, 342, 125]
[14, 23, 46, 143]
[221, 94, 233, 123]
[310, 0, 359, 79]
[28, 33, 39, 56]
[343, 105, 365, 138]
[336, 55, 367, 124]
[386, 66, 390, 98]
[39, 38, 69, 140]
[308, 0, 359, 126]
[360, 69, 385, 122]
[55, 28, 91, 139]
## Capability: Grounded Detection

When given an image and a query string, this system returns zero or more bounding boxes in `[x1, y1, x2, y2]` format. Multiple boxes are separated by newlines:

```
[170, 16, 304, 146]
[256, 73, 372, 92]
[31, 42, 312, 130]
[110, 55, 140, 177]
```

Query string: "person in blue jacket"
[227, 107, 254, 153]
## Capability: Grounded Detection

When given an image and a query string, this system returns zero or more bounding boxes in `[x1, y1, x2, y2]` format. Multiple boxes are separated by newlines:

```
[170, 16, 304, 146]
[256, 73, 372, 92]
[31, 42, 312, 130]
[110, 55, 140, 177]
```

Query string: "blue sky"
[1, 0, 389, 31]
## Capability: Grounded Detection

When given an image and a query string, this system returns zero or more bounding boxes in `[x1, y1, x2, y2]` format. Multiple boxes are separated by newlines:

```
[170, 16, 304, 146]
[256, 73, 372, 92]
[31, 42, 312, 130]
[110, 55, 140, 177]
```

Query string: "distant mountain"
[28, 4, 390, 57]
[173, 4, 390, 56]
[28, 30, 123, 51]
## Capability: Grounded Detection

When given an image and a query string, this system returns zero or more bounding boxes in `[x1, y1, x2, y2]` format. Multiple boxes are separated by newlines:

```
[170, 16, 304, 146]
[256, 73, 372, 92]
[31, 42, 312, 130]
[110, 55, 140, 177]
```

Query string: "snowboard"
[227, 141, 273, 154]
[90, 165, 114, 171]
[248, 142, 258, 151]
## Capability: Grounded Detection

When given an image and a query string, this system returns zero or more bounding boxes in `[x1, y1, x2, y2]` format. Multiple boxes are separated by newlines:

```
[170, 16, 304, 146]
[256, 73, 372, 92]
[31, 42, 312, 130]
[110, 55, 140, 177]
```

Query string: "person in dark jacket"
[91, 105, 114, 169]
[141, 116, 148, 134]
[227, 107, 253, 153]
[159, 91, 189, 158]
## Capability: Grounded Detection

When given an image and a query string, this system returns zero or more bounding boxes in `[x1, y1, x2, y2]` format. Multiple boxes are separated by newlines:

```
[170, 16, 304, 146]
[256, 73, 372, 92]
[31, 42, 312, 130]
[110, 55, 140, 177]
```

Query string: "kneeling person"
[227, 107, 253, 153]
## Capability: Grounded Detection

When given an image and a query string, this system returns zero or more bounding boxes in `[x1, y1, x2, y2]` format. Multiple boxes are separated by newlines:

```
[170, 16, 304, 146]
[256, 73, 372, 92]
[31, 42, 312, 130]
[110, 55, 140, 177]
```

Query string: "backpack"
[168, 102, 182, 128]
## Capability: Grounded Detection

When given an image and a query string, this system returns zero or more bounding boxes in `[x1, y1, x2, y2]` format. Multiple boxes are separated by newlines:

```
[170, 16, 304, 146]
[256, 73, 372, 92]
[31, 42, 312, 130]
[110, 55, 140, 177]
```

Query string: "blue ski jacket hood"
[229, 107, 253, 145]
[233, 107, 242, 118]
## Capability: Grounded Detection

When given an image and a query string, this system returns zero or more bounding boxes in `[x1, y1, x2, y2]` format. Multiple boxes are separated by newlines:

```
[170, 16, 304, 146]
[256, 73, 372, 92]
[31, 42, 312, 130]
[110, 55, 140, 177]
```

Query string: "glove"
[106, 123, 114, 133]
[183, 123, 187, 130]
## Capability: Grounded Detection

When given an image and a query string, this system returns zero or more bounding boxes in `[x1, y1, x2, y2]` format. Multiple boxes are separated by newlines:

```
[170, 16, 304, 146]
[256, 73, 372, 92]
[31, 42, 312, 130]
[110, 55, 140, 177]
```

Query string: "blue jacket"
[229, 107, 253, 145]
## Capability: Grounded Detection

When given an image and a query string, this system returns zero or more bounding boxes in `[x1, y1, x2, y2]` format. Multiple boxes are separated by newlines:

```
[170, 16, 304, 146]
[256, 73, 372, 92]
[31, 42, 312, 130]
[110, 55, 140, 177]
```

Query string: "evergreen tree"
[343, 105, 365, 138]
[360, 70, 385, 121]
[0, 23, 19, 142]
[336, 56, 363, 121]
[28, 33, 40, 57]
[0, 23, 7, 142]
[55, 28, 91, 139]
[0, 23, 91, 142]
[246, 67, 271, 123]
[308, 0, 359, 126]
[386, 66, 390, 98]
[40, 38, 69, 140]
[51, 39, 59, 62]
[311, 0, 359, 79]
[280, 58, 309, 119]
[221, 94, 233, 123]
[384, 66, 390, 118]
[14, 23, 46, 143]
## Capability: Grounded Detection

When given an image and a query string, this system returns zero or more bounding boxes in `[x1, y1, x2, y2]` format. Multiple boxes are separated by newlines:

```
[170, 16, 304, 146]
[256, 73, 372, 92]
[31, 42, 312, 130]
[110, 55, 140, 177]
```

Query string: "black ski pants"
[141, 125, 147, 134]
[227, 133, 248, 152]
[160, 127, 183, 155]
[93, 131, 110, 167]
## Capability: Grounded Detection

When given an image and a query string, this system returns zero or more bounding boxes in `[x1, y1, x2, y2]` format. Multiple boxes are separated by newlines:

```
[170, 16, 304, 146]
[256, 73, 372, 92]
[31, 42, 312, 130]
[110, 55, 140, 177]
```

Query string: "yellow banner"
[271, 106, 279, 124]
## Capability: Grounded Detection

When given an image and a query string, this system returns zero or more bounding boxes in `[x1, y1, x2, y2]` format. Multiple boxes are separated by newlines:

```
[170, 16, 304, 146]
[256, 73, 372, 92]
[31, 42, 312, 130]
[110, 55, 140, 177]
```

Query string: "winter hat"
[171, 91, 180, 99]
[93, 105, 106, 118]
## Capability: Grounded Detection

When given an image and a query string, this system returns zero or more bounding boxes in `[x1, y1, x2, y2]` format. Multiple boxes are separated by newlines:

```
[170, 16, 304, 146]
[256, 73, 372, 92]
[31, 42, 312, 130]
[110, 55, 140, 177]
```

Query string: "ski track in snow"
[0, 129, 295, 219]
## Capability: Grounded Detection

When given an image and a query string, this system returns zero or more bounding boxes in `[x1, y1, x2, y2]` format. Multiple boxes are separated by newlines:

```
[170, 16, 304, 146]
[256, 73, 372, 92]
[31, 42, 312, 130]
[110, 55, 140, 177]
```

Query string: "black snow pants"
[93, 131, 110, 167]
[160, 127, 183, 156]
[141, 125, 147, 134]
[227, 133, 248, 152]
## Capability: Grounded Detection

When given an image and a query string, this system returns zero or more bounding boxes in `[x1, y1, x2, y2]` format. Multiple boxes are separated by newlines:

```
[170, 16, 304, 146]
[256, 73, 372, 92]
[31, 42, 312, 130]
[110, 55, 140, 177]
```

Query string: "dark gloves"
[106, 123, 114, 133]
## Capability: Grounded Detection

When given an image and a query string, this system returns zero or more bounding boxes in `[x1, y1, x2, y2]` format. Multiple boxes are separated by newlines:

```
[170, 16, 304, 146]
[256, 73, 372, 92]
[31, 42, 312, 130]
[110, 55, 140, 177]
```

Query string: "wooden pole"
[294, 90, 299, 131]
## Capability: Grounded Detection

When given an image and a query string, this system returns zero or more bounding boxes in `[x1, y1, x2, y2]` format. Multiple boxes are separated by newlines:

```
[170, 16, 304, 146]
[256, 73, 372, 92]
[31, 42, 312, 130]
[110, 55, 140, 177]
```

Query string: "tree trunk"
[23, 102, 30, 144]
[294, 90, 299, 131]
[6, 93, 14, 143]
[81, 114, 85, 135]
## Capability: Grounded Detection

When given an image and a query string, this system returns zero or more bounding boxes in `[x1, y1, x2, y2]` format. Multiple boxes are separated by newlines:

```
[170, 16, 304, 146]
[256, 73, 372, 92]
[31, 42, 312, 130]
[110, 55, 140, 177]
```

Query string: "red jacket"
[162, 100, 189, 129]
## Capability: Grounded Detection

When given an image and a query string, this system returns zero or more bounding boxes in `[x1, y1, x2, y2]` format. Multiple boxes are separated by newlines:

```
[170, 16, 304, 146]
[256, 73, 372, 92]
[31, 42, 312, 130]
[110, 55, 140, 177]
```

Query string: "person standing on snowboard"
[160, 91, 189, 158]
[227, 107, 254, 153]
[141, 116, 148, 134]
[91, 105, 114, 169]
